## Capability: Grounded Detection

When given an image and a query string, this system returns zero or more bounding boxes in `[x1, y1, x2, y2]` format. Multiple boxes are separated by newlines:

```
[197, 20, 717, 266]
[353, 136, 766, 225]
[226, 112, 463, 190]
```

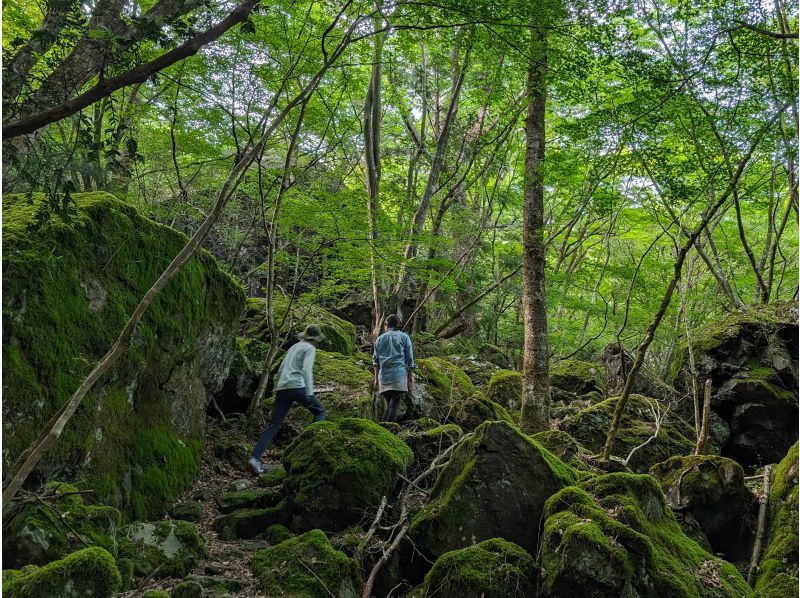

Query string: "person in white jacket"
[248, 324, 326, 475]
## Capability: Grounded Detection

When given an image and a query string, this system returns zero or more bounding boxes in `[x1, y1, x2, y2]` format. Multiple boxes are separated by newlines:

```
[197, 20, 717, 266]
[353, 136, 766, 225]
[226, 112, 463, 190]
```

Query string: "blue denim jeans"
[252, 387, 326, 459]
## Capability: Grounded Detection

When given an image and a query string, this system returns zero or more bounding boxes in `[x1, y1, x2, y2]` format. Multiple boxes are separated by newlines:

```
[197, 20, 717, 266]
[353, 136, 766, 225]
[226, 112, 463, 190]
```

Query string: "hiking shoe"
[247, 457, 263, 476]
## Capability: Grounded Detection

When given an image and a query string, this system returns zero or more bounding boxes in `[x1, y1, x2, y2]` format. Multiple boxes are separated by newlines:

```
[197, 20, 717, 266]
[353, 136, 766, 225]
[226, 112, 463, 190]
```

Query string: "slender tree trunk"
[520, 24, 550, 433]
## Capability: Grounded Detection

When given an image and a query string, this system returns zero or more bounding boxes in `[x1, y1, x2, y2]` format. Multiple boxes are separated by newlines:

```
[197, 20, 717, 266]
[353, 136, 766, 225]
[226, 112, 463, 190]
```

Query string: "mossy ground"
[421, 538, 538, 597]
[540, 473, 752, 597]
[250, 529, 360, 597]
[283, 417, 413, 530]
[2, 546, 122, 598]
[3, 192, 244, 520]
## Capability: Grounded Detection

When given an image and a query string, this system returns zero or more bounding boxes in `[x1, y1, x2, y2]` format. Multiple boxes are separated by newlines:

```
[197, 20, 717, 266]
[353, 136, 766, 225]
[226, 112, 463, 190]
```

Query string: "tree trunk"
[520, 24, 550, 433]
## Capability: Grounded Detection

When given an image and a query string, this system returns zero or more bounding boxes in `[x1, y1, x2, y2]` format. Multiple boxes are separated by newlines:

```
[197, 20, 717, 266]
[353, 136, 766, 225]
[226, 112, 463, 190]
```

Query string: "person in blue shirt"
[372, 314, 416, 422]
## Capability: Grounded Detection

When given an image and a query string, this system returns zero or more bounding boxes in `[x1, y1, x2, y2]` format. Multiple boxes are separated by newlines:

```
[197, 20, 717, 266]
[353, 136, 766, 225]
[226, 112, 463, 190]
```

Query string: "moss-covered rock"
[283, 418, 413, 531]
[452, 391, 514, 432]
[169, 500, 204, 522]
[408, 421, 576, 579]
[485, 370, 523, 412]
[258, 465, 287, 488]
[650, 455, 755, 560]
[2, 481, 122, 569]
[531, 430, 593, 471]
[756, 442, 799, 594]
[141, 591, 170, 598]
[250, 529, 360, 597]
[540, 473, 752, 597]
[419, 538, 537, 598]
[3, 546, 121, 598]
[265, 523, 293, 545]
[312, 350, 375, 419]
[213, 500, 289, 540]
[672, 303, 798, 467]
[118, 519, 206, 579]
[216, 487, 282, 513]
[550, 360, 604, 395]
[171, 580, 203, 598]
[446, 355, 501, 386]
[2, 192, 244, 520]
[244, 295, 358, 356]
[410, 357, 475, 420]
[399, 421, 463, 469]
[560, 394, 695, 473]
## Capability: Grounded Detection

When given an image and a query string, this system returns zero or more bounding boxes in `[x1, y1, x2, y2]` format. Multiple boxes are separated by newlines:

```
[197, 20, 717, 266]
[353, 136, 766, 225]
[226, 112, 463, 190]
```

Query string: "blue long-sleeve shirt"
[372, 329, 416, 385]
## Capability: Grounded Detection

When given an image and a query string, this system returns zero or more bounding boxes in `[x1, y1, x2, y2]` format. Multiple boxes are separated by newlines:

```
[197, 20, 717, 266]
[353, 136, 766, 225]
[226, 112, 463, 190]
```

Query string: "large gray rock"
[407, 421, 576, 580]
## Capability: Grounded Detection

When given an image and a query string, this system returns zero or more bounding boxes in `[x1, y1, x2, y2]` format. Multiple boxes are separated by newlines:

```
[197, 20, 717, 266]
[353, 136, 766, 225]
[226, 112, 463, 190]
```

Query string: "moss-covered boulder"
[452, 391, 514, 432]
[282, 418, 413, 531]
[399, 421, 463, 469]
[650, 455, 755, 560]
[313, 351, 375, 419]
[258, 465, 287, 488]
[756, 442, 798, 595]
[540, 473, 752, 597]
[2, 546, 121, 598]
[216, 487, 282, 513]
[446, 355, 501, 386]
[213, 500, 289, 540]
[410, 357, 475, 420]
[2, 192, 244, 520]
[418, 538, 538, 598]
[244, 295, 358, 356]
[2, 481, 122, 569]
[560, 394, 695, 472]
[672, 303, 798, 467]
[265, 523, 293, 545]
[408, 421, 576, 578]
[550, 359, 604, 395]
[485, 370, 523, 412]
[250, 529, 360, 597]
[118, 520, 206, 579]
[531, 430, 592, 471]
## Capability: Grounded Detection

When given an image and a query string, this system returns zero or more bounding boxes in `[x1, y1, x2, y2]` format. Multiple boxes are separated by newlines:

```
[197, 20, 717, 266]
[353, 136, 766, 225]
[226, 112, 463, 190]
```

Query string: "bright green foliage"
[117, 520, 207, 580]
[560, 394, 695, 472]
[282, 417, 413, 531]
[2, 481, 122, 569]
[540, 473, 752, 597]
[756, 442, 799, 594]
[3, 547, 122, 598]
[250, 529, 361, 597]
[421, 538, 538, 597]
[485, 369, 523, 411]
[2, 192, 244, 519]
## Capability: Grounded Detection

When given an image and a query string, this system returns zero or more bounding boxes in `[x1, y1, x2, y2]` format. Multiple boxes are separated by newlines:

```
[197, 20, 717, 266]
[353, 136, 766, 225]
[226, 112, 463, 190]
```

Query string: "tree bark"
[520, 24, 550, 433]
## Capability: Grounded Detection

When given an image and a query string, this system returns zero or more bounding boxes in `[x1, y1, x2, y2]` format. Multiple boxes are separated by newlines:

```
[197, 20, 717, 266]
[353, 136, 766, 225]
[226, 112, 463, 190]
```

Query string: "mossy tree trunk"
[520, 22, 550, 434]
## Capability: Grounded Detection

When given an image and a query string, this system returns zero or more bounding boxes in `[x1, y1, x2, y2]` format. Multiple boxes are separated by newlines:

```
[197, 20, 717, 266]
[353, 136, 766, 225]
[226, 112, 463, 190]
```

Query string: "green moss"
[258, 466, 287, 488]
[216, 487, 282, 513]
[3, 192, 244, 520]
[649, 455, 745, 505]
[245, 295, 357, 355]
[2, 481, 122, 569]
[550, 359, 605, 393]
[283, 417, 413, 531]
[756, 442, 799, 592]
[560, 394, 695, 472]
[399, 423, 463, 466]
[250, 530, 360, 597]
[421, 538, 538, 597]
[117, 520, 207, 580]
[3, 547, 121, 598]
[265, 524, 293, 545]
[311, 350, 374, 419]
[531, 430, 592, 470]
[754, 572, 799, 598]
[213, 500, 289, 540]
[141, 591, 171, 598]
[485, 370, 523, 411]
[415, 357, 475, 403]
[453, 391, 514, 431]
[540, 473, 752, 597]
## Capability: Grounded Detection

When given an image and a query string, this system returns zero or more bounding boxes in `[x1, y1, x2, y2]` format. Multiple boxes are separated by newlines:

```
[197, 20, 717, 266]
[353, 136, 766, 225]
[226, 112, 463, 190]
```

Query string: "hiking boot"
[247, 457, 263, 476]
